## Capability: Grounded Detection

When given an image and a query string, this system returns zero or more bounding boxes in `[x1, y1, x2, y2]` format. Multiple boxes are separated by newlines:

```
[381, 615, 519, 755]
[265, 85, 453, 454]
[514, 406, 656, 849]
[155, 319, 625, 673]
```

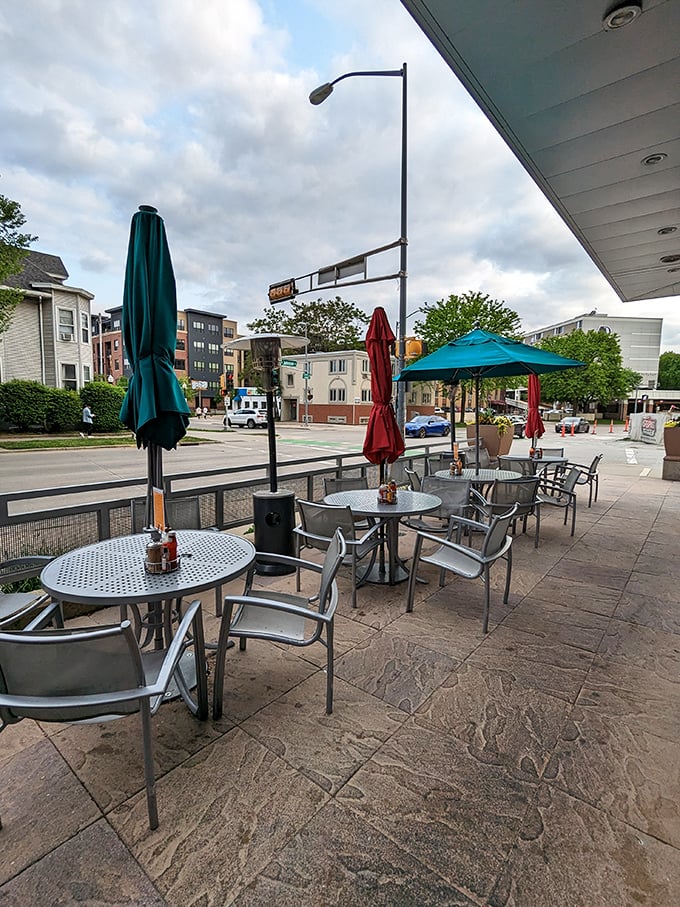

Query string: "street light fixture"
[309, 63, 408, 432]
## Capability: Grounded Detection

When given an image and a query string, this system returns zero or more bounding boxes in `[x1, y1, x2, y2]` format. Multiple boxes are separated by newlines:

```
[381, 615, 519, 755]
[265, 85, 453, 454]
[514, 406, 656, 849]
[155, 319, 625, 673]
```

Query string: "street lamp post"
[310, 63, 408, 432]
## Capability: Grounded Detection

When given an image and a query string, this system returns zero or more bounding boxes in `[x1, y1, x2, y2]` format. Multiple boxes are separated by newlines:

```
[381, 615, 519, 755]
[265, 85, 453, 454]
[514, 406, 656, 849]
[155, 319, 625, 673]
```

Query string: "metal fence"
[0, 446, 447, 561]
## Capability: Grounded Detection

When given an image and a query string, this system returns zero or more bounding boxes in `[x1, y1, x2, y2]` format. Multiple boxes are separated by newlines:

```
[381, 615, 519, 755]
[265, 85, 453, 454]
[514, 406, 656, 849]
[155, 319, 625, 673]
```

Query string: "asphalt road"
[0, 418, 665, 496]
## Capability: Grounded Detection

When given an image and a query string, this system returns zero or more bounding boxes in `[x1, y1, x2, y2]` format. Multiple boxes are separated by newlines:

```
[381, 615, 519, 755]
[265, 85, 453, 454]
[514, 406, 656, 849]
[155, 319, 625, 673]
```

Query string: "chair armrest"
[415, 531, 485, 564]
[24, 598, 62, 630]
[0, 555, 54, 584]
[254, 551, 325, 573]
[226, 592, 335, 624]
[153, 599, 203, 693]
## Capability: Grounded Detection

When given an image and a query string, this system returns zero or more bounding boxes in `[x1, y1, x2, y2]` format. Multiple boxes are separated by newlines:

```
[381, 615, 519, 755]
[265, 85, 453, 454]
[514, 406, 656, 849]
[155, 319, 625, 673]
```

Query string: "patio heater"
[227, 333, 307, 575]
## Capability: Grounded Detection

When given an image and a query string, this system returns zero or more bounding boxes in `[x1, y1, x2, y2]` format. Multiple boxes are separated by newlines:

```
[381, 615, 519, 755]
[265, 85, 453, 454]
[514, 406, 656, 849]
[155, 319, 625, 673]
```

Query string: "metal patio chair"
[480, 476, 542, 548]
[0, 600, 208, 830]
[213, 529, 346, 717]
[536, 467, 582, 536]
[406, 504, 518, 634]
[403, 475, 482, 534]
[566, 453, 602, 506]
[0, 556, 61, 630]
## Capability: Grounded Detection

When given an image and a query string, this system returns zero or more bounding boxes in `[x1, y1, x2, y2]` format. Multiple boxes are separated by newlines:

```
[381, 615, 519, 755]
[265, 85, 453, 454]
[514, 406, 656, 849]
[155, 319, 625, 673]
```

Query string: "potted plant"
[663, 415, 680, 459]
[466, 409, 514, 458]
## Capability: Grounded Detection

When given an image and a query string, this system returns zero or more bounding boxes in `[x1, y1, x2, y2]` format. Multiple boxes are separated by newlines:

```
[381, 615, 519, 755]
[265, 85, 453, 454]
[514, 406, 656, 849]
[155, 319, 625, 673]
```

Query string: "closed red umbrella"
[525, 373, 545, 444]
[363, 307, 405, 481]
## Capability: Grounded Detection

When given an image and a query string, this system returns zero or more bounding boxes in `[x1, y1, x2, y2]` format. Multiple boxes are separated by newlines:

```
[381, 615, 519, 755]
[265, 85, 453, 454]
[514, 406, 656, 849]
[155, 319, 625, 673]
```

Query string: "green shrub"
[0, 380, 52, 429]
[80, 381, 127, 432]
[45, 387, 82, 432]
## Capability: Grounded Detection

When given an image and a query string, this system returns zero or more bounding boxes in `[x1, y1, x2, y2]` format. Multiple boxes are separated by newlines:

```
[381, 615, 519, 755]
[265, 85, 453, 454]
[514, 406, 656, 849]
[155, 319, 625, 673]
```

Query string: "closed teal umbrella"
[119, 206, 190, 527]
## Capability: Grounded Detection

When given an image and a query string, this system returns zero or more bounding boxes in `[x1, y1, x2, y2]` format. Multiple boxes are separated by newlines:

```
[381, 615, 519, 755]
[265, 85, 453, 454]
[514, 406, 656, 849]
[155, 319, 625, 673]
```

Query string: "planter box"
[466, 424, 513, 458]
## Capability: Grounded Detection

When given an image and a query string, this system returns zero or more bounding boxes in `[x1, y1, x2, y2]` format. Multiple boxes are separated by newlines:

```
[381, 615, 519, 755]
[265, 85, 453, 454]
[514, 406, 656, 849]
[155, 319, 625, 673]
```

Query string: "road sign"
[281, 359, 298, 367]
[302, 372, 311, 379]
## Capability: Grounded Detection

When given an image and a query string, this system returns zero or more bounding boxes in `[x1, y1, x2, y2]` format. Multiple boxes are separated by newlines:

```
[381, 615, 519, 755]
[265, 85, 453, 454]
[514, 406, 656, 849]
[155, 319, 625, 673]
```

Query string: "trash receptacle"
[252, 489, 296, 575]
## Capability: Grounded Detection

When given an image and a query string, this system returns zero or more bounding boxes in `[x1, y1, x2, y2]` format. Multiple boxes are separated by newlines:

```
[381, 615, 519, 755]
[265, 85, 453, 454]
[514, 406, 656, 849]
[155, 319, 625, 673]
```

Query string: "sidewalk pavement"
[1, 457, 679, 906]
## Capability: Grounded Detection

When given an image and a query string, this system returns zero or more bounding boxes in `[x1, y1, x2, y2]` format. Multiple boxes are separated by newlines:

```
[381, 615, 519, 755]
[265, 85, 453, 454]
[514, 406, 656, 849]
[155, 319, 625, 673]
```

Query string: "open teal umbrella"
[119, 205, 191, 528]
[396, 327, 584, 472]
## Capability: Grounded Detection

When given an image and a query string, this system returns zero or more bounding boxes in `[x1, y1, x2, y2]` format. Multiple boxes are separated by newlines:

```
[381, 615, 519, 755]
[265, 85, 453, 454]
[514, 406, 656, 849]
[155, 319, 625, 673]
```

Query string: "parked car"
[223, 407, 268, 429]
[509, 416, 526, 438]
[555, 416, 590, 434]
[405, 414, 451, 438]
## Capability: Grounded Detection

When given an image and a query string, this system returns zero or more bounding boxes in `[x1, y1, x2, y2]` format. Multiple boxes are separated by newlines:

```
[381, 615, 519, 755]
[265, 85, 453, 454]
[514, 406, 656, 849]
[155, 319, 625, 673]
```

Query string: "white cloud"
[1, 0, 678, 354]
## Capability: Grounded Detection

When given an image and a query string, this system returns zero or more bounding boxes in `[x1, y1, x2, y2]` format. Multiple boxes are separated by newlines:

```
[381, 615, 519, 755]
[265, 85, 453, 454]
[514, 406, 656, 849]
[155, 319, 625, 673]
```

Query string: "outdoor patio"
[1, 456, 679, 906]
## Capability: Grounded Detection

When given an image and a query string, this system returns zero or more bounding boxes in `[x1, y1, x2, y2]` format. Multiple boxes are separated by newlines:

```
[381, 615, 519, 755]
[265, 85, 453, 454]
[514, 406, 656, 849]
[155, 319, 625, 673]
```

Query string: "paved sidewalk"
[1, 456, 679, 905]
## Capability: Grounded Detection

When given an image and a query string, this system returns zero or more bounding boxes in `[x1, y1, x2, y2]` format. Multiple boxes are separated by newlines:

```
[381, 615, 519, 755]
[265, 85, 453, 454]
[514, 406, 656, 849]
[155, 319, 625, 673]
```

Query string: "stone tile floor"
[1, 461, 680, 905]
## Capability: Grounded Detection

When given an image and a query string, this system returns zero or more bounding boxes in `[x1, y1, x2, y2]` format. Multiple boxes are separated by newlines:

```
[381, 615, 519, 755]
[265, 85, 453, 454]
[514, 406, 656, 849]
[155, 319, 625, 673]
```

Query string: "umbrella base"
[359, 561, 409, 585]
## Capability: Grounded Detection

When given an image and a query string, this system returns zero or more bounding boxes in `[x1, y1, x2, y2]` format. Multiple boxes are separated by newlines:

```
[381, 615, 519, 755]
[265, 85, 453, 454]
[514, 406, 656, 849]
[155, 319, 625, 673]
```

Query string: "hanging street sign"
[281, 359, 298, 367]
[302, 372, 311, 379]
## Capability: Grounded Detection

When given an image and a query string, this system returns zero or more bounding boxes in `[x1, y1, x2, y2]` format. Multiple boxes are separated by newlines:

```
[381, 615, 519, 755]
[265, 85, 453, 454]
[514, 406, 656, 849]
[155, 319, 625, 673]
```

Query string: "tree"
[0, 187, 37, 334]
[247, 297, 370, 353]
[413, 291, 523, 419]
[657, 351, 680, 390]
[537, 329, 641, 414]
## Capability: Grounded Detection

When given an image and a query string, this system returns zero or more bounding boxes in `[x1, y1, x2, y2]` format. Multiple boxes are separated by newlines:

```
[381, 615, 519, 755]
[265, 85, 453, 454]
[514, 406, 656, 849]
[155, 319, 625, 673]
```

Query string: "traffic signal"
[271, 368, 280, 387]
[225, 373, 234, 393]
[219, 373, 226, 393]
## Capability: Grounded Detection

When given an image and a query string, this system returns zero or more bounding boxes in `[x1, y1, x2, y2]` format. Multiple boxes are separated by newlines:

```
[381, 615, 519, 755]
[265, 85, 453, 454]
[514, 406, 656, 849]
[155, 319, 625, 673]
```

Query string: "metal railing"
[0, 444, 449, 561]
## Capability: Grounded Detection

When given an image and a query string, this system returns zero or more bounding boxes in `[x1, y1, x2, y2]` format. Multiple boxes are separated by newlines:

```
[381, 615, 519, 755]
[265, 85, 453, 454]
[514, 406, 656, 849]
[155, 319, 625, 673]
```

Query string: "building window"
[114, 359, 120, 370]
[208, 343, 220, 354]
[361, 388, 372, 403]
[61, 363, 77, 390]
[175, 358, 186, 370]
[83, 365, 91, 382]
[193, 340, 205, 350]
[208, 323, 219, 334]
[176, 338, 185, 351]
[225, 349, 234, 357]
[177, 318, 185, 330]
[576, 320, 582, 329]
[422, 392, 432, 404]
[113, 319, 121, 329]
[192, 320, 204, 330]
[224, 326, 234, 338]
[114, 338, 119, 350]
[81, 312, 89, 343]
[329, 386, 346, 402]
[287, 373, 294, 386]
[329, 359, 346, 374]
[208, 362, 220, 372]
[58, 309, 75, 342]
[362, 360, 371, 374]
[193, 360, 205, 370]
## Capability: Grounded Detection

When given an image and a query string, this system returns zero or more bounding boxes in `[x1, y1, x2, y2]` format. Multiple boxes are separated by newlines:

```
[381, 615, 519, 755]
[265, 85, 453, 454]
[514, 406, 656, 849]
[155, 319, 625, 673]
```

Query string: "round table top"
[40, 530, 256, 606]
[498, 455, 567, 466]
[435, 468, 521, 483]
[323, 488, 441, 517]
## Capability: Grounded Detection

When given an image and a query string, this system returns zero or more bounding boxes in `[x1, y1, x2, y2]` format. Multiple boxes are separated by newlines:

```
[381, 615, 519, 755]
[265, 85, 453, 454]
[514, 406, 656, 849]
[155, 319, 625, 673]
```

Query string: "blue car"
[405, 414, 451, 438]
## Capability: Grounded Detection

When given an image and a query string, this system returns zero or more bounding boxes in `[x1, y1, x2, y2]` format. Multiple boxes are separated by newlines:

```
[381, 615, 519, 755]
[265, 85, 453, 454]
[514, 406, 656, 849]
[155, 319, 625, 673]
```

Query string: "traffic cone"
[571, 421, 575, 436]
[624, 416, 629, 432]
[592, 419, 597, 435]
[561, 423, 566, 437]
[609, 419, 614, 433]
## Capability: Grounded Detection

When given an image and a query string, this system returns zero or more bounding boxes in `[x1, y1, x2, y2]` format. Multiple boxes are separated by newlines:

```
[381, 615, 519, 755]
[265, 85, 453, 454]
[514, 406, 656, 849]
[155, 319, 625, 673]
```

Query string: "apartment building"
[524, 312, 662, 390]
[0, 251, 94, 389]
[93, 306, 241, 408]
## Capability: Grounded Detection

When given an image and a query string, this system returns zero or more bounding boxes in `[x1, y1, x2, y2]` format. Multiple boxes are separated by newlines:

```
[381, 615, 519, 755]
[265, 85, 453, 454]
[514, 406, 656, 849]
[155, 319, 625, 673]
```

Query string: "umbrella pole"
[475, 373, 480, 476]
[266, 389, 278, 493]
[145, 443, 165, 529]
[448, 382, 457, 448]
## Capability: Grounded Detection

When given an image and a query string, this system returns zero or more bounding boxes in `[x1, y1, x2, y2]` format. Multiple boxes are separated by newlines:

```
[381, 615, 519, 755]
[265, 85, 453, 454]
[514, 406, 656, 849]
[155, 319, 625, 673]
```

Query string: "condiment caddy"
[377, 479, 398, 504]
[145, 528, 180, 574]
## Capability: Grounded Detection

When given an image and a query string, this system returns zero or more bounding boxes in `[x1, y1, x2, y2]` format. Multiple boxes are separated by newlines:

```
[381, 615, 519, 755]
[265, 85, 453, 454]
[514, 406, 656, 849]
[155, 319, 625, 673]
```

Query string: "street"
[0, 417, 665, 495]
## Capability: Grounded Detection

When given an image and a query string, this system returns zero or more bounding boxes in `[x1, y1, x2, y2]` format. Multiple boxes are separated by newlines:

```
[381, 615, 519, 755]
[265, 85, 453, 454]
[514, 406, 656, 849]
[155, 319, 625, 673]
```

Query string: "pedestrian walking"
[80, 404, 95, 438]
[202, 406, 209, 419]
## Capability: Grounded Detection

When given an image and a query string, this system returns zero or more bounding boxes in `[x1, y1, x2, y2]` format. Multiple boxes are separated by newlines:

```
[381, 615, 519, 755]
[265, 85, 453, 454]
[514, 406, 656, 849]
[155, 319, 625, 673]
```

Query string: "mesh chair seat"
[481, 477, 542, 547]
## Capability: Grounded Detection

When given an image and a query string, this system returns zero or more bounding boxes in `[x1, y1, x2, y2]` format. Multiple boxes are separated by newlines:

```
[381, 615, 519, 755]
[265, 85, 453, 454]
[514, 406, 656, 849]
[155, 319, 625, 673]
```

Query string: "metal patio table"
[323, 489, 441, 585]
[435, 468, 522, 485]
[41, 530, 256, 697]
[497, 455, 567, 474]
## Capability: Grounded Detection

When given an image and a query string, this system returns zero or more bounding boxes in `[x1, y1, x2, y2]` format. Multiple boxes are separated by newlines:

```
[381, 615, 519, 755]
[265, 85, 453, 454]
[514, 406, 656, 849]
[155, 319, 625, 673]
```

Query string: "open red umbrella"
[525, 373, 545, 445]
[363, 307, 405, 481]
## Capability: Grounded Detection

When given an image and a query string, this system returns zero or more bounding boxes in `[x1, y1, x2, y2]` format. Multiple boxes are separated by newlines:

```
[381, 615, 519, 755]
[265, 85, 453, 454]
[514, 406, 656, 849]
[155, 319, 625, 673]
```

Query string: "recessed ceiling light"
[660, 255, 680, 263]
[658, 226, 677, 235]
[641, 152, 668, 166]
[603, 3, 642, 30]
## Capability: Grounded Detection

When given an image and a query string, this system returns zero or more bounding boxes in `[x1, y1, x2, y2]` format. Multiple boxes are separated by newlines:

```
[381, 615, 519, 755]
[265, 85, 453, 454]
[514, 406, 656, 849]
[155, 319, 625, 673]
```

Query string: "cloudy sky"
[2, 0, 679, 349]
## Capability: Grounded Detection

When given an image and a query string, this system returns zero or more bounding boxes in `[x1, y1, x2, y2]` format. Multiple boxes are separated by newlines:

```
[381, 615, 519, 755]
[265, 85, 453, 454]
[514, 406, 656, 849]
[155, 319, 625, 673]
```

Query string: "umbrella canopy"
[396, 327, 583, 471]
[119, 206, 190, 527]
[363, 308, 405, 477]
[525, 374, 545, 443]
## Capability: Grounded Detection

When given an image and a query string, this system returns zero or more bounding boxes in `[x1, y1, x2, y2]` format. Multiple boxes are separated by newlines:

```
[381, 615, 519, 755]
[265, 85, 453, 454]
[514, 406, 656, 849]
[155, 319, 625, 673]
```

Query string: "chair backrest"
[318, 529, 347, 615]
[561, 467, 582, 494]
[540, 447, 564, 457]
[386, 460, 411, 488]
[0, 556, 53, 588]
[481, 505, 518, 559]
[404, 467, 422, 491]
[131, 496, 202, 533]
[323, 476, 368, 496]
[297, 500, 357, 547]
[425, 454, 450, 476]
[421, 476, 473, 519]
[0, 621, 144, 725]
[588, 454, 603, 475]
[465, 445, 491, 469]
[498, 456, 534, 477]
[489, 477, 540, 512]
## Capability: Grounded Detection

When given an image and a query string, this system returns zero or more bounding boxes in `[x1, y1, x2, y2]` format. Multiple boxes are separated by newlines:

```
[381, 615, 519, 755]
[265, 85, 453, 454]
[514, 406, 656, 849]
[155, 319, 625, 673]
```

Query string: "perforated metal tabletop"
[40, 531, 256, 606]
